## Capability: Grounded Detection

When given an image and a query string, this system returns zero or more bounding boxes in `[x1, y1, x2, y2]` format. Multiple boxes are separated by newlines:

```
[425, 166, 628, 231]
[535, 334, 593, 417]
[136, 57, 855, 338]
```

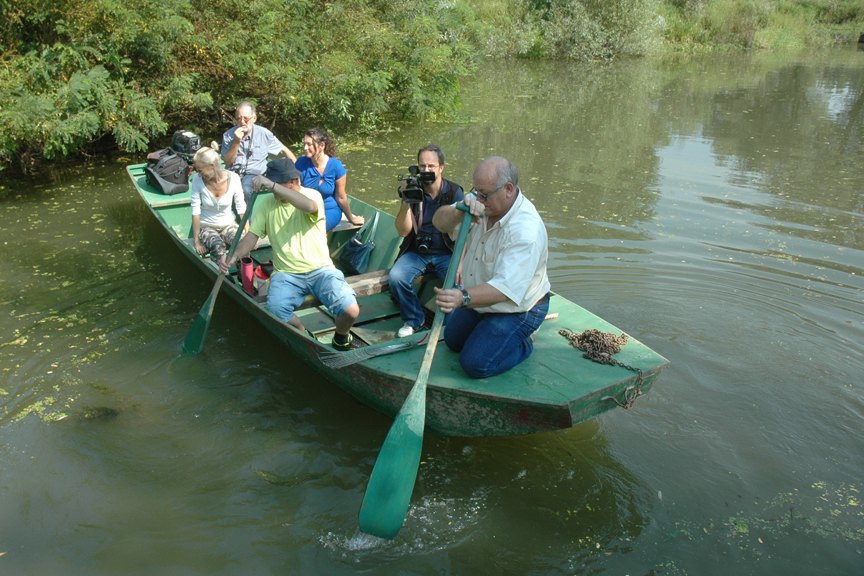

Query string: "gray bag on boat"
[144, 148, 192, 195]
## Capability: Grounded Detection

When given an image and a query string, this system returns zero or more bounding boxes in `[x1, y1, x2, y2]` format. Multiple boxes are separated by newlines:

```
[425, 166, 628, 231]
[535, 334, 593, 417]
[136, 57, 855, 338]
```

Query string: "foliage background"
[0, 0, 862, 172]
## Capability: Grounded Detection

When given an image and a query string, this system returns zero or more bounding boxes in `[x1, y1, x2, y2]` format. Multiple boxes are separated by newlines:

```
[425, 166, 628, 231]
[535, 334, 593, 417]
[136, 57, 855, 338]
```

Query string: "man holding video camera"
[221, 101, 296, 203]
[390, 144, 464, 338]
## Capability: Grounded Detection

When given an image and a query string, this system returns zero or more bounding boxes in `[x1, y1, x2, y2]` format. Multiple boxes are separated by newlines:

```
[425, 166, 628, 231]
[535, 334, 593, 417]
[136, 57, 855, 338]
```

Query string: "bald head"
[474, 156, 519, 190]
[471, 156, 520, 220]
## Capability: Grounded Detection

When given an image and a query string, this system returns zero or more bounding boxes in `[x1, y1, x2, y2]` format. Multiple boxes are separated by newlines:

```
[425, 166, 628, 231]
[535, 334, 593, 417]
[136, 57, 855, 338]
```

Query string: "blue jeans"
[267, 265, 356, 323]
[240, 174, 258, 205]
[444, 296, 550, 379]
[389, 251, 452, 329]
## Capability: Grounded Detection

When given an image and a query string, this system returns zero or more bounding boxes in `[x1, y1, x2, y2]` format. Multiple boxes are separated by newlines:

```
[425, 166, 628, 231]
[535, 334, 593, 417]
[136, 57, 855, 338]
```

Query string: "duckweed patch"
[726, 483, 864, 543]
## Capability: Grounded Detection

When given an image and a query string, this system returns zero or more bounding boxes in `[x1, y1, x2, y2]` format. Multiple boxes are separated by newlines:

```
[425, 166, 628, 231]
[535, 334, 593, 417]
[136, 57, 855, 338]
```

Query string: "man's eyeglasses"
[237, 115, 255, 123]
[418, 164, 439, 171]
[471, 183, 505, 202]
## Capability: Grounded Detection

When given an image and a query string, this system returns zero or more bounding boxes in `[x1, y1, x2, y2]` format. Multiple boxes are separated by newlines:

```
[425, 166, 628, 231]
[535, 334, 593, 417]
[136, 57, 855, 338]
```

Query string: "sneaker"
[331, 333, 365, 352]
[397, 323, 416, 338]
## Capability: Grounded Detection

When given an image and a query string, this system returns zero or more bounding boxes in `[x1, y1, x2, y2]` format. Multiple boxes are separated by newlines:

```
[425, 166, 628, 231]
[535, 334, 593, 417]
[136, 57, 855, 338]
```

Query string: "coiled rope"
[558, 328, 644, 409]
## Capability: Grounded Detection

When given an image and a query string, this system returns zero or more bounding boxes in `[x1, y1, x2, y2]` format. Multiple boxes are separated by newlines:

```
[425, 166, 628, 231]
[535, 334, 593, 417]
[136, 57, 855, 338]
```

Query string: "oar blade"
[182, 296, 215, 354]
[182, 275, 223, 354]
[318, 339, 422, 369]
[358, 375, 428, 539]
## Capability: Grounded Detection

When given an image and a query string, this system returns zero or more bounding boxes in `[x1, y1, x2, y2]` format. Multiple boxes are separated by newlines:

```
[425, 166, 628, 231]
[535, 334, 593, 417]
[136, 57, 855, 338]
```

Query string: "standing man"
[390, 145, 464, 338]
[432, 156, 550, 378]
[220, 159, 364, 352]
[221, 101, 296, 203]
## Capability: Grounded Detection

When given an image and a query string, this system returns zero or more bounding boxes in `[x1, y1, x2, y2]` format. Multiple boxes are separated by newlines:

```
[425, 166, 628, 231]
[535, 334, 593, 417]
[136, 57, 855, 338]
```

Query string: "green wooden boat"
[126, 163, 669, 437]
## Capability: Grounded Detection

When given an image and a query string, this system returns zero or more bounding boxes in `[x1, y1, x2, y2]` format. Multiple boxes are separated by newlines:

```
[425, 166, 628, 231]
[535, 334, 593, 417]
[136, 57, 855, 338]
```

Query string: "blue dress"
[295, 156, 347, 231]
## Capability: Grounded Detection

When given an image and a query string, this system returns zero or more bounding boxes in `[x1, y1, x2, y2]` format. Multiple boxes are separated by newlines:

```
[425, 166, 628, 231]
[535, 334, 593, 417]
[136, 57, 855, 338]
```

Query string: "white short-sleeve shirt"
[457, 191, 550, 314]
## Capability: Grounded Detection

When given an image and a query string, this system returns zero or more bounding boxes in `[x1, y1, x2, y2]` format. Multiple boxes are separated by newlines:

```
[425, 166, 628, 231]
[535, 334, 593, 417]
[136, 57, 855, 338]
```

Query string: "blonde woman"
[190, 146, 247, 268]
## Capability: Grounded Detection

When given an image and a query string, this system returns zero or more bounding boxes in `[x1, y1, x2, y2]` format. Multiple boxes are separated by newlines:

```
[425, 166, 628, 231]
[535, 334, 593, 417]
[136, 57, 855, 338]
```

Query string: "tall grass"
[657, 0, 863, 51]
[461, 0, 864, 57]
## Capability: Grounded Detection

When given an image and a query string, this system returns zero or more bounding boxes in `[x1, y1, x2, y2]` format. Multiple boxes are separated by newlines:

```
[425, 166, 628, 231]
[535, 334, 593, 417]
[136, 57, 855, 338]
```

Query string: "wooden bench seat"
[294, 269, 398, 310]
[329, 220, 362, 233]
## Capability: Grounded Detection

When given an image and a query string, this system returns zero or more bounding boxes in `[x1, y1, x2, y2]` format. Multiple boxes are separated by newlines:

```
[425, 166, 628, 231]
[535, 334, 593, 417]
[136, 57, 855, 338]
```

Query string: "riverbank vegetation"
[1, 0, 862, 173]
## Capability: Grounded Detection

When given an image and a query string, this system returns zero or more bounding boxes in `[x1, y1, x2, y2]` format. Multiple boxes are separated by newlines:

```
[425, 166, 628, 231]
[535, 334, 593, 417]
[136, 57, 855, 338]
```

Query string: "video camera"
[397, 165, 436, 204]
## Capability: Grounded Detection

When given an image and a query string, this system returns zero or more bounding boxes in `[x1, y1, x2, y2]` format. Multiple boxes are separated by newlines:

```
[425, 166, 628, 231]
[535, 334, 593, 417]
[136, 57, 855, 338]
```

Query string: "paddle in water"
[359, 203, 474, 539]
[182, 190, 259, 354]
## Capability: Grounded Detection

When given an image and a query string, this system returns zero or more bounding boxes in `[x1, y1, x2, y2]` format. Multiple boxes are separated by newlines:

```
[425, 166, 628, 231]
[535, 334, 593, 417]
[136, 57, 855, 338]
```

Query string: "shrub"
[0, 0, 479, 172]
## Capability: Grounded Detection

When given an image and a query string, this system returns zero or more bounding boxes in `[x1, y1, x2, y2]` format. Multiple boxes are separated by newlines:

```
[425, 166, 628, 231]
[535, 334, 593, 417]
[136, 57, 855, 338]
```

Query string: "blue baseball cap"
[265, 158, 301, 183]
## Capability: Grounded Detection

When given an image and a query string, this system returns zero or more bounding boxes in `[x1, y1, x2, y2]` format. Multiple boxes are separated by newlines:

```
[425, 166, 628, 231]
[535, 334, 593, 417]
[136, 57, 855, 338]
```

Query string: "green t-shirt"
[249, 187, 331, 274]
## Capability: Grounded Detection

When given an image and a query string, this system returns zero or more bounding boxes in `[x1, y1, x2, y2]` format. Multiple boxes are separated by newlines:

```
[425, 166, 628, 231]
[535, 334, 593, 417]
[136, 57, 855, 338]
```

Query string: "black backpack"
[144, 148, 192, 195]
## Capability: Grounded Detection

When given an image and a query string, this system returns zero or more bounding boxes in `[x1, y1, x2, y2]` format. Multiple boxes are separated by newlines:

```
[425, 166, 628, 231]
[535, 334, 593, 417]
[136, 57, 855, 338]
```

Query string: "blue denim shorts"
[266, 265, 356, 322]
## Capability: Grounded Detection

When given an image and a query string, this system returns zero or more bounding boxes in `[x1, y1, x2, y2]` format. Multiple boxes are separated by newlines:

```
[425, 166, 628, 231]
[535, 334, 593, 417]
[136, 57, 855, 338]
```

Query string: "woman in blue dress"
[294, 128, 365, 231]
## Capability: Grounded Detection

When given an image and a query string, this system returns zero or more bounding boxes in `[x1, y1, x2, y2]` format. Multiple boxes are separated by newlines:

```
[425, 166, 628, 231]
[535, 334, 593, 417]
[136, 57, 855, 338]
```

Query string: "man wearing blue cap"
[220, 158, 364, 351]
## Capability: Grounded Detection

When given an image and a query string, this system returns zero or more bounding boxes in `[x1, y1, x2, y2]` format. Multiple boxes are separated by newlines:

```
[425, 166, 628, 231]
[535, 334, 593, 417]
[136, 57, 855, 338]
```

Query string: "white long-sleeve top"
[190, 171, 246, 227]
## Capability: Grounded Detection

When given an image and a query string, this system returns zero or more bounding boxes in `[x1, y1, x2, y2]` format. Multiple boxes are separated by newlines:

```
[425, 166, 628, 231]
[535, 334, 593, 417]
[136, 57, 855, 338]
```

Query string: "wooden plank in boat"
[295, 306, 338, 335]
[352, 316, 406, 345]
[330, 220, 362, 233]
[314, 291, 400, 323]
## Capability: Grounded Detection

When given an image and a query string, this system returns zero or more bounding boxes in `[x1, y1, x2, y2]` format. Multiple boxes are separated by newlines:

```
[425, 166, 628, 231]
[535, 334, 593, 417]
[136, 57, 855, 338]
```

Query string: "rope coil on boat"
[558, 328, 645, 409]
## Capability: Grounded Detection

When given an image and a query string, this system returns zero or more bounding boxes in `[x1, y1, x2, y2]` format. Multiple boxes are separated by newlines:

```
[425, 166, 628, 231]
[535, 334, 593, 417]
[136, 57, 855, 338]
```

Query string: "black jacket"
[396, 178, 464, 259]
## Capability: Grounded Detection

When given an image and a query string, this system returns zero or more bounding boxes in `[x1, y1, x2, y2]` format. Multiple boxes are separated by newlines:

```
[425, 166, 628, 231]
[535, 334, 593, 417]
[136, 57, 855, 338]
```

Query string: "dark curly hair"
[305, 128, 336, 157]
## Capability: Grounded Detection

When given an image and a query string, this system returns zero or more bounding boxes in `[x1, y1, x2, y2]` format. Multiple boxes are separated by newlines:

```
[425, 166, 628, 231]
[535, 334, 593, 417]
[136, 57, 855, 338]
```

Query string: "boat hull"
[127, 163, 669, 437]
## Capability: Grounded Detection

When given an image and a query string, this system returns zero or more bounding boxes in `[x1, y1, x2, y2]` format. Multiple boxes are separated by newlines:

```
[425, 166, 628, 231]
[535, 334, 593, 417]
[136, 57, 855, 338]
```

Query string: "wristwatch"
[460, 287, 471, 308]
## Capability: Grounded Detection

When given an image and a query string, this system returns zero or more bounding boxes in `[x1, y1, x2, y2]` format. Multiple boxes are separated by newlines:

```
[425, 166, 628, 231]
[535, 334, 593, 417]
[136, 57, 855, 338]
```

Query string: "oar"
[359, 203, 473, 539]
[317, 334, 428, 370]
[182, 190, 259, 354]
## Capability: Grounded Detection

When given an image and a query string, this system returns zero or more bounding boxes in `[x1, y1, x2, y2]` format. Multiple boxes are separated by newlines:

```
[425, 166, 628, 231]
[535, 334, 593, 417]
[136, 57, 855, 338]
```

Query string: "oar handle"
[182, 187, 262, 355]
[224, 190, 259, 265]
[427, 203, 473, 334]
[440, 202, 473, 290]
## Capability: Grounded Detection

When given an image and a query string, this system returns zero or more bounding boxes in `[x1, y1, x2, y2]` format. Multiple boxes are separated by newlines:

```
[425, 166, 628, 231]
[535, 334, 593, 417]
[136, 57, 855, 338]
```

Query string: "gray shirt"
[221, 124, 284, 176]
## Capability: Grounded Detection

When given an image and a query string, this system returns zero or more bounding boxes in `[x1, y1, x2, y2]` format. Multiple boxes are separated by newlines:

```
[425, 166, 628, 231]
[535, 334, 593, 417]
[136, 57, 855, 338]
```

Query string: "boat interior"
[246, 216, 442, 348]
[148, 184, 442, 348]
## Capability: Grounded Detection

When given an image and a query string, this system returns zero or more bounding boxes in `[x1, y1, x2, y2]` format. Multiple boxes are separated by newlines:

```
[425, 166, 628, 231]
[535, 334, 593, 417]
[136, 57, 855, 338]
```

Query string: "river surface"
[1, 49, 863, 574]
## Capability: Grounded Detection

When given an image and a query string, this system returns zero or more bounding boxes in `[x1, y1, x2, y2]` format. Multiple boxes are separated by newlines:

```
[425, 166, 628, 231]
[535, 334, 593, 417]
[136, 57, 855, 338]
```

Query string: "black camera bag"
[144, 148, 192, 195]
[170, 130, 202, 159]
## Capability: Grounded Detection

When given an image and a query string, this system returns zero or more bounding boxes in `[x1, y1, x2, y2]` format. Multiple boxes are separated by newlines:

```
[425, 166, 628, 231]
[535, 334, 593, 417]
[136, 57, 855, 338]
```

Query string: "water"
[1, 49, 863, 574]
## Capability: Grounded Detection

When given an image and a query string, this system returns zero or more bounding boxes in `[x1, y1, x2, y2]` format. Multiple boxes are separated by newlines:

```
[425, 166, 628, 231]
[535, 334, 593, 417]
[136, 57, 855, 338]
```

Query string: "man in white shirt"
[432, 156, 550, 378]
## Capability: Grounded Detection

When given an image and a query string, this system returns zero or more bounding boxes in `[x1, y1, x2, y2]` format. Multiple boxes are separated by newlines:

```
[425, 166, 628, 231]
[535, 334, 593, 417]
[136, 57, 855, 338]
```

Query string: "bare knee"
[343, 303, 360, 321]
[334, 303, 360, 335]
